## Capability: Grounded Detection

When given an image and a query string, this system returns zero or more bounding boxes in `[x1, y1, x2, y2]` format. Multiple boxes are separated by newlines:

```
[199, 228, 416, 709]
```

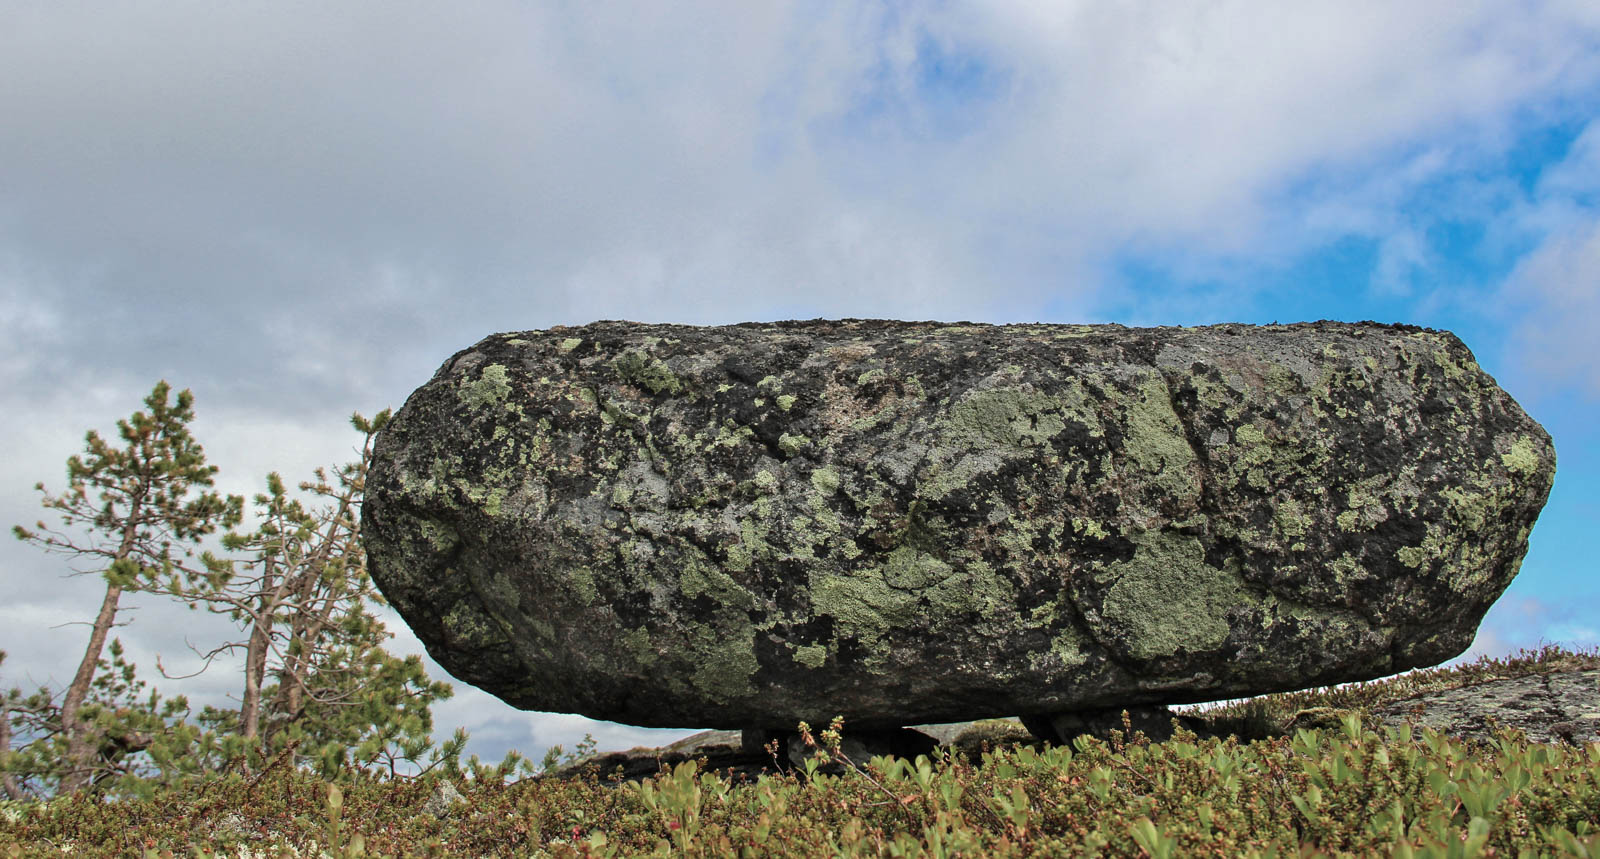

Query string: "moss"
[569, 567, 598, 606]
[778, 433, 809, 456]
[460, 364, 512, 409]
[947, 388, 1070, 450]
[792, 644, 828, 669]
[621, 626, 657, 667]
[810, 467, 841, 494]
[1072, 517, 1109, 540]
[686, 622, 759, 703]
[1100, 529, 1247, 660]
[612, 349, 681, 395]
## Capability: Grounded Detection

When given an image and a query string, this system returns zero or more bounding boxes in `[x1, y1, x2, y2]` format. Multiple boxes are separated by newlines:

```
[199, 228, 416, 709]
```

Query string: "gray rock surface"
[546, 720, 1033, 782]
[1372, 669, 1600, 746]
[546, 669, 1600, 783]
[363, 319, 1554, 730]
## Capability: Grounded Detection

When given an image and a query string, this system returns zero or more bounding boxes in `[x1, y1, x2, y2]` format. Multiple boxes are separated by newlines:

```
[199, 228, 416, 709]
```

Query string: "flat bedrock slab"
[362, 319, 1555, 729]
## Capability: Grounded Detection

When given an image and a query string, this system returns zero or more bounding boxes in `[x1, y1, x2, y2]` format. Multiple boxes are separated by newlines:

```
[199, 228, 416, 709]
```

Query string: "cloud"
[1459, 592, 1600, 666]
[1502, 219, 1600, 397]
[4, 2, 1597, 412]
[1495, 118, 1600, 394]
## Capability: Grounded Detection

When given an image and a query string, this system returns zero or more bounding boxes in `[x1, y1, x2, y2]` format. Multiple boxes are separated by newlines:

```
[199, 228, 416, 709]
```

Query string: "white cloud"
[1502, 219, 1600, 397]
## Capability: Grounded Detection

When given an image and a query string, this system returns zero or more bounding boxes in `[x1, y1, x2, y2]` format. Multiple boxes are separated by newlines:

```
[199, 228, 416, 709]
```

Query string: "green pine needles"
[3, 384, 467, 804]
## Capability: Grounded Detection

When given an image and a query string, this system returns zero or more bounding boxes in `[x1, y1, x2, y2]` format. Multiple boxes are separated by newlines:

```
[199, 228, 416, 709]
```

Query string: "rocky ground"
[548, 657, 1600, 784]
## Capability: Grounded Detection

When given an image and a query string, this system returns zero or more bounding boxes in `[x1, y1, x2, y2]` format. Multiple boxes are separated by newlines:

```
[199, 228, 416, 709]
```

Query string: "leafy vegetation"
[3, 647, 1600, 856]
[4, 383, 1597, 856]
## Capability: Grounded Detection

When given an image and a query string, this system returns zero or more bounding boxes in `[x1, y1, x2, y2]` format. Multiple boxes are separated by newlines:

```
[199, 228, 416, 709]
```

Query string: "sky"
[2, 1, 1598, 770]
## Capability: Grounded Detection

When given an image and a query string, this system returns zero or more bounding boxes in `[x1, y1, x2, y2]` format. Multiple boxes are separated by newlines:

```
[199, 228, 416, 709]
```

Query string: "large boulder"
[362, 319, 1554, 731]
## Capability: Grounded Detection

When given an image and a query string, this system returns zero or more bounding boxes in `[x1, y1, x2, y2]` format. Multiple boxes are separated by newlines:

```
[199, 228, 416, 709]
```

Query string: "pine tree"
[5, 391, 471, 800]
[11, 382, 241, 795]
[176, 411, 461, 780]
[0, 640, 203, 799]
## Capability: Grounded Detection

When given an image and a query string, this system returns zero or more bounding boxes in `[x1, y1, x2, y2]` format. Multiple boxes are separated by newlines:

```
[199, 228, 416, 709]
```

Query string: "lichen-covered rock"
[362, 319, 1555, 730]
[1371, 670, 1600, 746]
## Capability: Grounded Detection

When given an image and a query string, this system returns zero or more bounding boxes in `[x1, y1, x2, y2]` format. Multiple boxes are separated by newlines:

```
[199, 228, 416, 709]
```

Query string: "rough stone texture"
[547, 670, 1600, 784]
[1372, 670, 1600, 746]
[362, 319, 1555, 730]
[546, 720, 1032, 783]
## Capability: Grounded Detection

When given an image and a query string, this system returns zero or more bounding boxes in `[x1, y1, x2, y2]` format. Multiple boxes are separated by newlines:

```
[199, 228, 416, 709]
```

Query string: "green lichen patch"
[1099, 529, 1248, 661]
[460, 363, 512, 409]
[778, 433, 809, 456]
[620, 626, 658, 668]
[1118, 373, 1199, 501]
[569, 566, 598, 606]
[612, 349, 681, 395]
[1501, 436, 1543, 476]
[686, 622, 759, 704]
[792, 644, 828, 669]
[948, 388, 1069, 450]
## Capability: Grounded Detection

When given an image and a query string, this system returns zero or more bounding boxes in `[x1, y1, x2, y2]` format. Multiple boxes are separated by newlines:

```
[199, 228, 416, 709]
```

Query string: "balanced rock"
[362, 320, 1554, 731]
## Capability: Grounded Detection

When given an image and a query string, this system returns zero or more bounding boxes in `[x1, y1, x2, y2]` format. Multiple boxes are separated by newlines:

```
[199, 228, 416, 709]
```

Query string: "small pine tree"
[11, 382, 241, 795]
[0, 640, 205, 800]
[177, 411, 461, 781]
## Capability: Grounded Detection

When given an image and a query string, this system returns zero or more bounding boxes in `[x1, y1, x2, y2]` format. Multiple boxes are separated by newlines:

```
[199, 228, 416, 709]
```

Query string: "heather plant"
[9, 715, 1595, 856]
[8, 646, 1599, 857]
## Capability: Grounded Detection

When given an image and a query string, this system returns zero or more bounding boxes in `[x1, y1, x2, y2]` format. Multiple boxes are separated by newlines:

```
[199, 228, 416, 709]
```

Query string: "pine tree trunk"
[56, 581, 123, 795]
[240, 604, 272, 741]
